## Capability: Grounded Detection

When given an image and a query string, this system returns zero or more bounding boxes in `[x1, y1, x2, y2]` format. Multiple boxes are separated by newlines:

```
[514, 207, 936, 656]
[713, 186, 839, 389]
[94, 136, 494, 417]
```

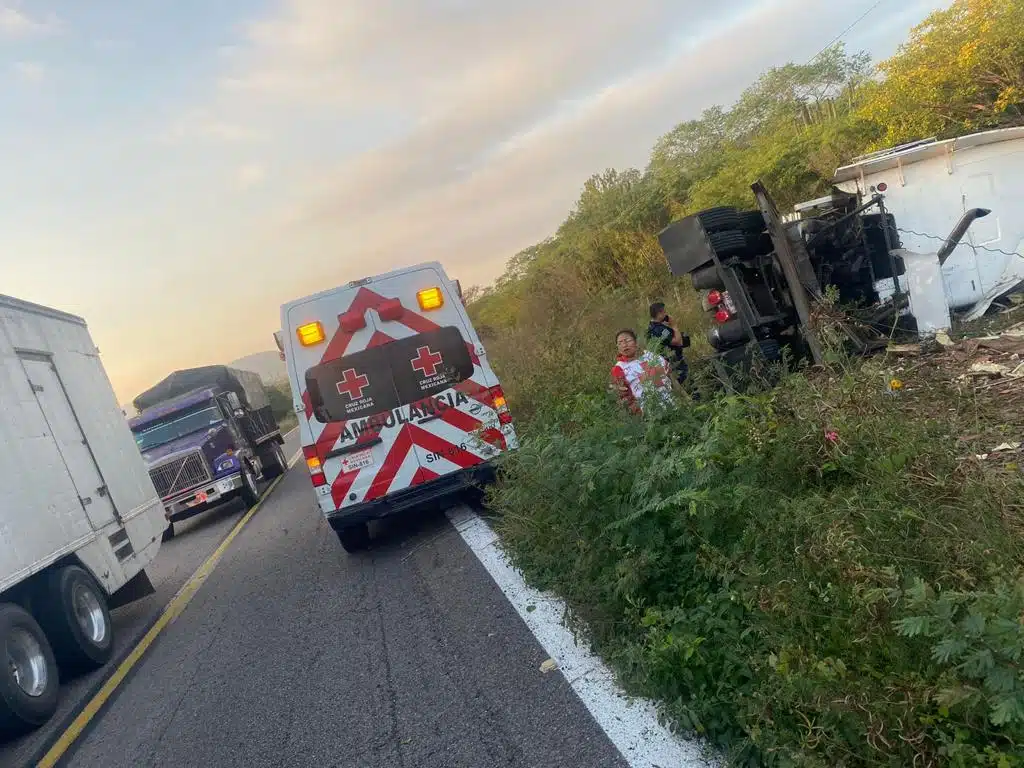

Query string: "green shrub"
[489, 361, 1024, 766]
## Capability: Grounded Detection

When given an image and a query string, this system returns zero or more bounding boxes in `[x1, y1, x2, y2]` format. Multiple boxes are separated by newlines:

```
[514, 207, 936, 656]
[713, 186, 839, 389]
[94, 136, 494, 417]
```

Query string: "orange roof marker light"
[416, 287, 444, 311]
[296, 321, 326, 346]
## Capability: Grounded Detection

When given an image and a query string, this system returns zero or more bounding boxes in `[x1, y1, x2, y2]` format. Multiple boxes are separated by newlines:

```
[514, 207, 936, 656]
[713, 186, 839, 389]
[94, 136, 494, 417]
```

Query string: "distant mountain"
[230, 351, 287, 385]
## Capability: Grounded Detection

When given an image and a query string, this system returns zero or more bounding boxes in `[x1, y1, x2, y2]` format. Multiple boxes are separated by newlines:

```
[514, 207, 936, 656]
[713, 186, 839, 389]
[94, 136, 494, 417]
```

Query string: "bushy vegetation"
[467, 1, 1024, 764]
[266, 380, 297, 432]
[494, 360, 1024, 765]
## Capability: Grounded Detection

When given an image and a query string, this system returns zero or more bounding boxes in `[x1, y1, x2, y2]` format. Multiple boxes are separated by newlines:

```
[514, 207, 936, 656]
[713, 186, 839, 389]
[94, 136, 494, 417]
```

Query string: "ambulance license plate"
[340, 449, 374, 473]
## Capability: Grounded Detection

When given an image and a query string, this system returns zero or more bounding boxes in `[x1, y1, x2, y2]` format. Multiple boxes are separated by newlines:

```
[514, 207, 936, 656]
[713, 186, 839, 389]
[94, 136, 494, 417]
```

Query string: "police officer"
[646, 302, 695, 394]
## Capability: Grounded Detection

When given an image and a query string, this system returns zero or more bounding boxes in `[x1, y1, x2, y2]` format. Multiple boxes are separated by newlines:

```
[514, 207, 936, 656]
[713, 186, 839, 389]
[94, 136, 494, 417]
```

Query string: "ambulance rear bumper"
[325, 463, 497, 531]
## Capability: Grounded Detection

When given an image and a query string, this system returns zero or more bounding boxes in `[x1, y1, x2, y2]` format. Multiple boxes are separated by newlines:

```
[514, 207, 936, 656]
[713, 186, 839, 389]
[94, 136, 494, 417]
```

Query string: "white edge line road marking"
[447, 506, 719, 768]
[285, 426, 302, 468]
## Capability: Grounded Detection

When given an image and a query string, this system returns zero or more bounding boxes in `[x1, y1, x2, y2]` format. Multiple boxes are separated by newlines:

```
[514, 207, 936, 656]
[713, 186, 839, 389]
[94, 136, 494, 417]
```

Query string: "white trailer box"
[834, 127, 1024, 320]
[0, 294, 166, 735]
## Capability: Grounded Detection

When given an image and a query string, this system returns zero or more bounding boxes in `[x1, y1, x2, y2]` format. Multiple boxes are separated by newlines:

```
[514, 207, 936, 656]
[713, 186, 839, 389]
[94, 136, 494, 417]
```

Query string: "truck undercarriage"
[657, 179, 989, 383]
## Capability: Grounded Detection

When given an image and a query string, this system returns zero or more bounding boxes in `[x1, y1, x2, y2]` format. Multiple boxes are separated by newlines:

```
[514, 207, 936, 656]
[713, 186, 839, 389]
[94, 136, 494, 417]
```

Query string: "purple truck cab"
[128, 366, 287, 539]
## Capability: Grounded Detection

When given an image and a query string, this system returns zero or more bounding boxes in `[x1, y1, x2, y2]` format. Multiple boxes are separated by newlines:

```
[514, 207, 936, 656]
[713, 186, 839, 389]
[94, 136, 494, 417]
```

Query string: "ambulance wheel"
[335, 523, 370, 553]
[0, 603, 59, 736]
[35, 565, 114, 673]
[240, 463, 260, 509]
[161, 523, 175, 542]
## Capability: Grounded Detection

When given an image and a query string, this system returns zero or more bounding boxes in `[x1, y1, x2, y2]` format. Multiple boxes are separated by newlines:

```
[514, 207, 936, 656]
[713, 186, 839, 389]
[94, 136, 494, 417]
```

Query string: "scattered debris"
[540, 658, 559, 674]
[971, 442, 1021, 461]
[885, 343, 921, 357]
[965, 361, 1020, 378]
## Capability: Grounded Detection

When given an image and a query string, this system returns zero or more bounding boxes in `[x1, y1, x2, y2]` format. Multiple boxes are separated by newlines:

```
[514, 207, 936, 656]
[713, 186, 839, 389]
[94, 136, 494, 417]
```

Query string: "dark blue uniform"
[646, 320, 690, 385]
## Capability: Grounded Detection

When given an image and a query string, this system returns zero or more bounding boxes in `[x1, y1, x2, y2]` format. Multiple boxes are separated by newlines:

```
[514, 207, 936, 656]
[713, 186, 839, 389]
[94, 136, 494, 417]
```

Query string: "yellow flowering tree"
[860, 0, 1024, 148]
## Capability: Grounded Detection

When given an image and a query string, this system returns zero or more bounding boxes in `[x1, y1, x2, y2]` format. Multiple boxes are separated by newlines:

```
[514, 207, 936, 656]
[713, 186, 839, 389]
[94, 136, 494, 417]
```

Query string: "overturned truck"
[657, 180, 990, 376]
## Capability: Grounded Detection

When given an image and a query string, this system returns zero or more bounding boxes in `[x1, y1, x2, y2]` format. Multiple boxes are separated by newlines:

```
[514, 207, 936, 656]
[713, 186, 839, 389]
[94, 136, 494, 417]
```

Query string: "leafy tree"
[265, 381, 293, 423]
[860, 0, 1024, 147]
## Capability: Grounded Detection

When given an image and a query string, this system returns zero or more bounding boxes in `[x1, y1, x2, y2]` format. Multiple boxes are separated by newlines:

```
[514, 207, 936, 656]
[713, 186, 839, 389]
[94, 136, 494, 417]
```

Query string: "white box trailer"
[834, 127, 1024, 322]
[0, 295, 166, 736]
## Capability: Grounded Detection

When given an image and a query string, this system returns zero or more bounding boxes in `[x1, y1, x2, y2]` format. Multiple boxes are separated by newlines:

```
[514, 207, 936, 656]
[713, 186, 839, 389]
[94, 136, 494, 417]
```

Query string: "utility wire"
[803, 0, 888, 67]
[863, 221, 1024, 260]
[895, 226, 1023, 260]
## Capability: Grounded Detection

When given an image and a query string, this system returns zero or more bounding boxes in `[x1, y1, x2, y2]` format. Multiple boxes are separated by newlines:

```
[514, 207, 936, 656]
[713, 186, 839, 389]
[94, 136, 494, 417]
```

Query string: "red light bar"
[339, 310, 366, 333]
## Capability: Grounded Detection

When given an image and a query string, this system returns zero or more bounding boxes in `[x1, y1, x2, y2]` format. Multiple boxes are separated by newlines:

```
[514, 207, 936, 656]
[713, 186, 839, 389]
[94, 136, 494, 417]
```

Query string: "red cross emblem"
[336, 368, 370, 401]
[411, 346, 443, 377]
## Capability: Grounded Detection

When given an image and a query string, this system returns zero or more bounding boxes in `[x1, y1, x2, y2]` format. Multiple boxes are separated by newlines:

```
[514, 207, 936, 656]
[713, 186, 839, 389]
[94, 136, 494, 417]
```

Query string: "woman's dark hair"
[649, 302, 666, 319]
[615, 329, 637, 342]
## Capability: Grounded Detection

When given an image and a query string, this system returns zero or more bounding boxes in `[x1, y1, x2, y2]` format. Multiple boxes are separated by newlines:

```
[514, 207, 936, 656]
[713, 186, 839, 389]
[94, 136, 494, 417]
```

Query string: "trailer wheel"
[739, 210, 766, 233]
[691, 264, 725, 291]
[36, 565, 113, 673]
[240, 463, 260, 509]
[335, 523, 370, 553]
[261, 443, 288, 480]
[0, 603, 59, 736]
[709, 230, 750, 258]
[696, 206, 739, 233]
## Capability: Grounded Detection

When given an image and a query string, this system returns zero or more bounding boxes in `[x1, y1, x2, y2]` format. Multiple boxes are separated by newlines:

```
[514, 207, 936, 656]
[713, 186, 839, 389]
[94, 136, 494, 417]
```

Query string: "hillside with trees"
[467, 1, 1024, 765]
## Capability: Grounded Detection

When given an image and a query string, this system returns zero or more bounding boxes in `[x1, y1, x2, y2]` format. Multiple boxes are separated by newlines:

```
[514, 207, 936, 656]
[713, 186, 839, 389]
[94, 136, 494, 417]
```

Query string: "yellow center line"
[37, 473, 287, 768]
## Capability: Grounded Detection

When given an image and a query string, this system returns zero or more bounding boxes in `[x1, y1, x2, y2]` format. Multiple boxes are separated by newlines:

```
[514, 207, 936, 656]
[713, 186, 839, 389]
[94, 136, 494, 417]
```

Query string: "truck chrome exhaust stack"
[937, 208, 991, 266]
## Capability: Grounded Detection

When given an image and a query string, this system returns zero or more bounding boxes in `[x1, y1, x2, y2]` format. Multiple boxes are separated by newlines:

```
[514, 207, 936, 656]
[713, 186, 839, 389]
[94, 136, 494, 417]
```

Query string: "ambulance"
[279, 262, 518, 551]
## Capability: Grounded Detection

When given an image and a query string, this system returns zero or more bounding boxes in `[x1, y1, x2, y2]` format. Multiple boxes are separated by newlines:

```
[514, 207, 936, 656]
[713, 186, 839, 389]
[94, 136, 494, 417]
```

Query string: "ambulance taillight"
[487, 386, 513, 426]
[303, 447, 327, 487]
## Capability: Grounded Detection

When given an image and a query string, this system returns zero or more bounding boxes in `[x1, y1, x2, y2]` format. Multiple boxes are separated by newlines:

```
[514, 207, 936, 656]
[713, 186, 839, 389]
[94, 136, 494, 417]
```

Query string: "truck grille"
[149, 451, 211, 499]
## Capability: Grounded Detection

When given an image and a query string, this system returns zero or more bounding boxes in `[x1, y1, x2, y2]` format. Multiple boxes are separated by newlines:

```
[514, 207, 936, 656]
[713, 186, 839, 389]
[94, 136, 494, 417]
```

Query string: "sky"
[1, 0, 951, 404]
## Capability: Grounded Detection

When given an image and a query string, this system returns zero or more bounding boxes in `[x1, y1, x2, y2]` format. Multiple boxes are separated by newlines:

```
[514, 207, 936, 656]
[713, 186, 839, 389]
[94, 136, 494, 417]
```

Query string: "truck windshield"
[133, 406, 224, 451]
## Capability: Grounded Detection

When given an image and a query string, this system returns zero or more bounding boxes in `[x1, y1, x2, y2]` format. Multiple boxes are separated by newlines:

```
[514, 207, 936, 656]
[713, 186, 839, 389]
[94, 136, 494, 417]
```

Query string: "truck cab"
[129, 366, 287, 539]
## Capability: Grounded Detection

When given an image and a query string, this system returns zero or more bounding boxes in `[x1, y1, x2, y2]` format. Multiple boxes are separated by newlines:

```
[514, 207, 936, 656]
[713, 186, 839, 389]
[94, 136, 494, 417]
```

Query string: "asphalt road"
[0, 430, 302, 768]
[25, 438, 631, 767]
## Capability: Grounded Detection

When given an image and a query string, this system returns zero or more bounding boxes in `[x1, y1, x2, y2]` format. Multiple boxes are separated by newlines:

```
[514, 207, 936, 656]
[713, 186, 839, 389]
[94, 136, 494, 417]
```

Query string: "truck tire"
[696, 207, 739, 233]
[335, 522, 370, 553]
[261, 442, 288, 480]
[739, 210, 766, 233]
[0, 603, 59, 736]
[161, 522, 175, 542]
[36, 565, 113, 673]
[709, 230, 750, 258]
[240, 462, 260, 509]
[691, 264, 725, 291]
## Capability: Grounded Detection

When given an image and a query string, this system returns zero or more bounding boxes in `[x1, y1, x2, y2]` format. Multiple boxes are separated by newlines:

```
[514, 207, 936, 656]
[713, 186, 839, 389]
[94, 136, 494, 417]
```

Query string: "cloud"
[12, 60, 45, 83]
[160, 109, 262, 143]
[0, 4, 58, 37]
[176, 0, 932, 294]
[236, 163, 266, 189]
